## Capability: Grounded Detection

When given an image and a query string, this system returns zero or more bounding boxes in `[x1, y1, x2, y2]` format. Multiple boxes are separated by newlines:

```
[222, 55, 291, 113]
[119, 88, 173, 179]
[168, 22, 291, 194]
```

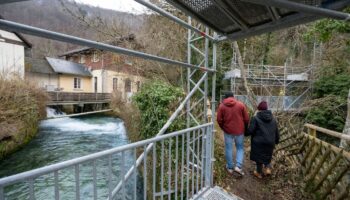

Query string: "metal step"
[197, 186, 243, 200]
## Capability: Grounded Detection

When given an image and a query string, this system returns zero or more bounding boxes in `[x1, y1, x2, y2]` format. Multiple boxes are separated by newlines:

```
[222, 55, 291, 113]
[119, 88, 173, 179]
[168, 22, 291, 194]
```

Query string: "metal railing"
[47, 92, 111, 102]
[0, 123, 214, 200]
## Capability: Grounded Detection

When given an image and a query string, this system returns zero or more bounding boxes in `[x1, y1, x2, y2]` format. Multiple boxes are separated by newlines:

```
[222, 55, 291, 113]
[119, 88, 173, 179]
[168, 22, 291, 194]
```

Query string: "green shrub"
[305, 95, 346, 132]
[305, 73, 350, 133]
[132, 80, 185, 139]
[313, 74, 350, 99]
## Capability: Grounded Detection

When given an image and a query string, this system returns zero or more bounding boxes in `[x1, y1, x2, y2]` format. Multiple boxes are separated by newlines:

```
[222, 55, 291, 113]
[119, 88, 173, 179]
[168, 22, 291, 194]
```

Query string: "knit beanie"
[257, 101, 268, 110]
[224, 91, 234, 99]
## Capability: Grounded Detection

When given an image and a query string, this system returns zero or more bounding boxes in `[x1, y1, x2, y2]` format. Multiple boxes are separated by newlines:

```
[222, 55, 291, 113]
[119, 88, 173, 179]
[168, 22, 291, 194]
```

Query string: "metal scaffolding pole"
[0, 19, 214, 72]
[242, 0, 350, 21]
[0, 0, 29, 4]
[209, 32, 218, 187]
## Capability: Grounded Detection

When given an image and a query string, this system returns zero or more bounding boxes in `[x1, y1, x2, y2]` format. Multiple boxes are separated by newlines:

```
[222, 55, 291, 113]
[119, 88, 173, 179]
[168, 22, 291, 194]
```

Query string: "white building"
[0, 27, 32, 79]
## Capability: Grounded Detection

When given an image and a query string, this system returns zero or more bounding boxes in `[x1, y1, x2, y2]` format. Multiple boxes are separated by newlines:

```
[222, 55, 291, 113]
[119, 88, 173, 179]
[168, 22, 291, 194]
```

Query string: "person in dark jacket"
[247, 101, 279, 178]
[217, 91, 249, 175]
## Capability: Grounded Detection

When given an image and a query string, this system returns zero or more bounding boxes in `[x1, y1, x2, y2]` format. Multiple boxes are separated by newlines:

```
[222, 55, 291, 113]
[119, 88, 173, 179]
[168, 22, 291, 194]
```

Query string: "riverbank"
[0, 77, 47, 160]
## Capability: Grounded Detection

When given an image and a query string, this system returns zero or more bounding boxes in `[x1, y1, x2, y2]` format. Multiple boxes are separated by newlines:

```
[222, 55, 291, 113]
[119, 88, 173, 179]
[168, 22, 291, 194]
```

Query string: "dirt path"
[213, 128, 311, 200]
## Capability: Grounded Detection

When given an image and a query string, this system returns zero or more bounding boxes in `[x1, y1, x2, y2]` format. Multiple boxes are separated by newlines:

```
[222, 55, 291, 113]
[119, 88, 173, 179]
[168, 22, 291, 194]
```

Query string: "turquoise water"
[0, 114, 141, 200]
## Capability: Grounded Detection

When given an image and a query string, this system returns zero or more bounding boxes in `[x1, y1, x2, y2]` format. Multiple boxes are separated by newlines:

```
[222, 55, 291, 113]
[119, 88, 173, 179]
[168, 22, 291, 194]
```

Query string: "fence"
[0, 123, 213, 200]
[47, 92, 111, 102]
[277, 121, 350, 199]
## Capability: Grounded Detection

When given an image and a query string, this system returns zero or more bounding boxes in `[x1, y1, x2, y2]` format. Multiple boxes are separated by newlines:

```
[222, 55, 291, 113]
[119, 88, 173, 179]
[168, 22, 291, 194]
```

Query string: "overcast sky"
[77, 0, 147, 14]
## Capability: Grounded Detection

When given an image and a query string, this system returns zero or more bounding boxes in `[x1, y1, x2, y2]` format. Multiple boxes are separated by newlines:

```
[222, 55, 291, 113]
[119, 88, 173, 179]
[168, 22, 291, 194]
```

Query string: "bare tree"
[232, 41, 257, 109]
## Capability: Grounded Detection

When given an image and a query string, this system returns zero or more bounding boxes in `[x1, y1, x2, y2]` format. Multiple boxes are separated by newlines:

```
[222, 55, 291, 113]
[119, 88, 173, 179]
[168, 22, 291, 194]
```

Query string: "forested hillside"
[0, 0, 144, 57]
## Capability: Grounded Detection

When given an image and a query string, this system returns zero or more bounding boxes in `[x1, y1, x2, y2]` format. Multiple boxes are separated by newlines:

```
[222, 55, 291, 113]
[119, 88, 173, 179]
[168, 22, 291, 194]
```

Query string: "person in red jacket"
[217, 91, 249, 175]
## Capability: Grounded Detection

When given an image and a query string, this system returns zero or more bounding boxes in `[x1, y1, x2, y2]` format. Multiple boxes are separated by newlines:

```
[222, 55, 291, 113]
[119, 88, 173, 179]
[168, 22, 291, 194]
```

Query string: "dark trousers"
[256, 162, 271, 174]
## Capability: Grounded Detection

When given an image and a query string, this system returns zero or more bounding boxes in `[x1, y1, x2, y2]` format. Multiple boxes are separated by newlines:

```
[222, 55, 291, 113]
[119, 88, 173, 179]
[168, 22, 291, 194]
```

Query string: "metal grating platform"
[197, 186, 243, 200]
[166, 0, 350, 40]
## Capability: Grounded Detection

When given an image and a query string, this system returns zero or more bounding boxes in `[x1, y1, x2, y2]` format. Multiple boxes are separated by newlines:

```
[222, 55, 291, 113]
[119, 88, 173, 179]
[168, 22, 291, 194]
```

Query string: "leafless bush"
[0, 74, 48, 159]
[110, 92, 141, 142]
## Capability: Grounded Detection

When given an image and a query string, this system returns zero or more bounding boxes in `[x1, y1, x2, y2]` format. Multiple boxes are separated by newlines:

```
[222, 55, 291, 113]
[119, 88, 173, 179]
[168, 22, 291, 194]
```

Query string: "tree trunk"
[340, 89, 350, 150]
[232, 41, 257, 109]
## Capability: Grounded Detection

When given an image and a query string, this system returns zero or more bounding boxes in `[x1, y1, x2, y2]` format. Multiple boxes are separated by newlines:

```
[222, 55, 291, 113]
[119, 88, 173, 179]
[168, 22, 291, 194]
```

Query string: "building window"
[80, 55, 86, 64]
[125, 78, 131, 93]
[136, 81, 140, 92]
[92, 52, 100, 62]
[74, 77, 81, 89]
[94, 77, 98, 93]
[113, 78, 118, 91]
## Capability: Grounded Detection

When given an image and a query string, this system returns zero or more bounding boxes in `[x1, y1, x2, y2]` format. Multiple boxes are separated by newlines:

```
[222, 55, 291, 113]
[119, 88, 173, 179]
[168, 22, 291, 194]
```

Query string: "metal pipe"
[209, 33, 218, 187]
[134, 0, 215, 41]
[46, 109, 112, 119]
[0, 0, 29, 4]
[242, 0, 350, 21]
[186, 17, 192, 128]
[0, 19, 214, 72]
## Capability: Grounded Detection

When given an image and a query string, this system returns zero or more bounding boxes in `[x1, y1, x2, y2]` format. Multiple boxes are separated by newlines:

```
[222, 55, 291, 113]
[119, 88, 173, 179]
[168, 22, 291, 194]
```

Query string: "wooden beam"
[313, 151, 343, 192]
[305, 123, 350, 142]
[305, 148, 331, 182]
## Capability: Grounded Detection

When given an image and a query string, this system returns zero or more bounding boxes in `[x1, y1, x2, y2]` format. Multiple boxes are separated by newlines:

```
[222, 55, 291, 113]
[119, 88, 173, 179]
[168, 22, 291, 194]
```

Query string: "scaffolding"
[221, 56, 314, 110]
[0, 0, 349, 199]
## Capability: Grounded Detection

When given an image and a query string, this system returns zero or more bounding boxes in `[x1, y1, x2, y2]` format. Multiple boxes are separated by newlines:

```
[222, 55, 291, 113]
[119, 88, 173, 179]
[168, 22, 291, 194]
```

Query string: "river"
[0, 109, 141, 199]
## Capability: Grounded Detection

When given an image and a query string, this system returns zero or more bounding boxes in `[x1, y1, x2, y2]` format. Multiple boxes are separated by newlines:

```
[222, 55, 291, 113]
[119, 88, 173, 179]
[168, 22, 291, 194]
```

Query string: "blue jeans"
[224, 133, 244, 169]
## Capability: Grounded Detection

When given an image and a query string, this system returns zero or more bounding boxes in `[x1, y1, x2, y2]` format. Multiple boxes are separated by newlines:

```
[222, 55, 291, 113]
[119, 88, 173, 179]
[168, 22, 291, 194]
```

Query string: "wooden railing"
[47, 92, 111, 102]
[277, 121, 350, 200]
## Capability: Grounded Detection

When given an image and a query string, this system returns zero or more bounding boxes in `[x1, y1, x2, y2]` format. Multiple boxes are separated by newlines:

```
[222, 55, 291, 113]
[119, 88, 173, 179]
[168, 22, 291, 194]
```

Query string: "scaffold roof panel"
[166, 0, 349, 39]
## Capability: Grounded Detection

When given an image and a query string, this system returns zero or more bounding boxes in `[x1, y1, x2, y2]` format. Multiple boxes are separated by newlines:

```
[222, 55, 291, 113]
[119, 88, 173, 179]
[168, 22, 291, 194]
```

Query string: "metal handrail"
[0, 123, 213, 200]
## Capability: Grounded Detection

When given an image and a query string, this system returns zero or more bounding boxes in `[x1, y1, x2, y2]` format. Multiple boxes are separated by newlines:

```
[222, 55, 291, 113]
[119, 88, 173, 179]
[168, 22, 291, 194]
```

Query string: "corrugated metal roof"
[46, 57, 92, 77]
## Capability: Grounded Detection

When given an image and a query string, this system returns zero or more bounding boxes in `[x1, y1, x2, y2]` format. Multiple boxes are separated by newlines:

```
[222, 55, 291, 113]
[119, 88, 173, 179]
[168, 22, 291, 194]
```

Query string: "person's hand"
[254, 110, 258, 116]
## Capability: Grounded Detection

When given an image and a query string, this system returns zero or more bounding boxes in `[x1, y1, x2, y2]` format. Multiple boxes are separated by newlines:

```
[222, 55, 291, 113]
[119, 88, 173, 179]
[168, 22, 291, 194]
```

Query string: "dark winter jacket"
[247, 110, 280, 164]
[217, 97, 249, 135]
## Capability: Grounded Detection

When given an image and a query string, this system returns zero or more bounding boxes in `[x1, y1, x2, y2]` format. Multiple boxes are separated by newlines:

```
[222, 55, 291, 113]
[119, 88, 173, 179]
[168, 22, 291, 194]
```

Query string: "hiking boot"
[264, 167, 272, 175]
[234, 167, 245, 176]
[253, 171, 263, 179]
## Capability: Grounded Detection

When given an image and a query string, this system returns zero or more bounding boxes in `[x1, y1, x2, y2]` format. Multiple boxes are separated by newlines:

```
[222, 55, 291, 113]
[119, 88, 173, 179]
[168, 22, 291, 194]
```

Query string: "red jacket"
[217, 97, 249, 135]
